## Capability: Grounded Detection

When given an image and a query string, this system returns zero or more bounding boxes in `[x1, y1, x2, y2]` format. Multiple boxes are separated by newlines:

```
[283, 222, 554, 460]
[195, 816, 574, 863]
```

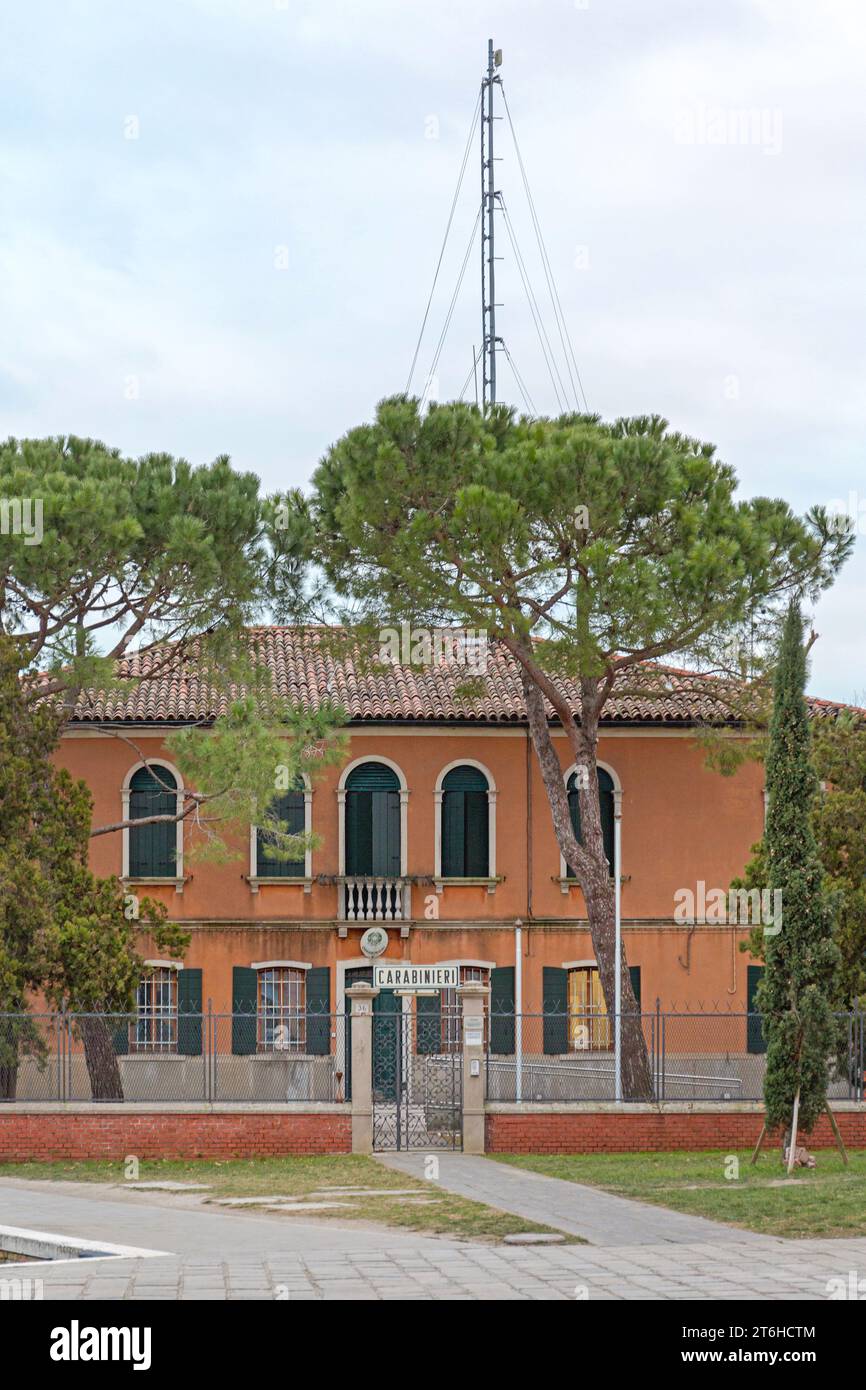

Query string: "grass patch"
[0, 1155, 576, 1244]
[491, 1149, 866, 1239]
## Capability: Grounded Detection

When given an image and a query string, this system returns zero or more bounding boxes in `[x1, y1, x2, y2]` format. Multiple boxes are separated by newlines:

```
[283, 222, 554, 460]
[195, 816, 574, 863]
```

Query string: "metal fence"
[0, 1012, 348, 1104]
[2, 1008, 864, 1106]
[485, 1011, 865, 1104]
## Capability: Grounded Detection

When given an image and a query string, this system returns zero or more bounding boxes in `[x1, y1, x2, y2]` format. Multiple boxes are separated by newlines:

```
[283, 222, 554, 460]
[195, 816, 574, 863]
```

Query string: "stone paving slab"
[376, 1151, 771, 1246]
[2, 1174, 866, 1302]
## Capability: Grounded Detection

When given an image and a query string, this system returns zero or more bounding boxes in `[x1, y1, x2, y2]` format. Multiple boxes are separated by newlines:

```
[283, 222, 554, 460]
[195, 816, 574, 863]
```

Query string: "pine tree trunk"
[518, 661, 654, 1100]
[80, 1016, 124, 1101]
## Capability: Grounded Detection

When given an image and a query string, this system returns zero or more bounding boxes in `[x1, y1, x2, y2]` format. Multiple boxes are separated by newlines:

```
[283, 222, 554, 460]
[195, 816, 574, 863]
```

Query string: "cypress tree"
[760, 602, 839, 1149]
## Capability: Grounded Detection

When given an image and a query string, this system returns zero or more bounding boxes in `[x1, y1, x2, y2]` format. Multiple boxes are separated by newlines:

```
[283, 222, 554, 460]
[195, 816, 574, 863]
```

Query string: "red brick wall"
[0, 1110, 351, 1161]
[485, 1108, 866, 1153]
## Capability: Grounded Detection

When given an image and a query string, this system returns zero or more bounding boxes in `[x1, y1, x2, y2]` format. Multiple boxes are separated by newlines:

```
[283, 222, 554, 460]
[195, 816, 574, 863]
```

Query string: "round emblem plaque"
[360, 926, 389, 959]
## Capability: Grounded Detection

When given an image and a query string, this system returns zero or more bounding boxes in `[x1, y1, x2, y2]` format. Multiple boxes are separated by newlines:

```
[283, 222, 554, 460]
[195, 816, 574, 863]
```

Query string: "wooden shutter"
[441, 789, 465, 876]
[366, 789, 400, 876]
[256, 786, 305, 876]
[543, 966, 568, 1054]
[112, 1016, 130, 1056]
[489, 966, 515, 1055]
[747, 964, 766, 1054]
[441, 766, 490, 878]
[178, 968, 202, 1056]
[599, 770, 615, 873]
[306, 966, 331, 1056]
[566, 774, 581, 878]
[628, 964, 642, 1011]
[129, 768, 177, 878]
[416, 993, 441, 1054]
[464, 791, 489, 876]
[346, 763, 400, 876]
[566, 770, 615, 878]
[231, 966, 258, 1056]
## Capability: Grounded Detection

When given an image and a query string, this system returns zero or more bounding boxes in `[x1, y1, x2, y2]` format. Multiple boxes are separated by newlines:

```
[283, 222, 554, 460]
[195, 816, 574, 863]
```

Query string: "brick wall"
[485, 1105, 866, 1153]
[0, 1108, 352, 1161]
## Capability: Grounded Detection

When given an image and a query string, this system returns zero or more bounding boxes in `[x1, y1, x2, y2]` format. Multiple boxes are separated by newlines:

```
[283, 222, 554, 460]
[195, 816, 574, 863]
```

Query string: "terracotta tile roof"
[60, 626, 858, 728]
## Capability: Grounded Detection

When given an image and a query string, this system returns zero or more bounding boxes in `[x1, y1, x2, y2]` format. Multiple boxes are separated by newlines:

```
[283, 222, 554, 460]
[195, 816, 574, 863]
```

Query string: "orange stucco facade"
[57, 724, 765, 1013]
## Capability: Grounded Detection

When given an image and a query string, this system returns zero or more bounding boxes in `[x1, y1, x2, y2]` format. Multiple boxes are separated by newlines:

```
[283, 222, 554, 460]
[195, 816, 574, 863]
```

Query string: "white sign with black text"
[373, 964, 459, 991]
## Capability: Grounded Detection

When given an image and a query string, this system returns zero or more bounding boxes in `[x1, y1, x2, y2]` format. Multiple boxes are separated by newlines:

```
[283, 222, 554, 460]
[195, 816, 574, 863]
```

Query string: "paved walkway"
[377, 1152, 766, 1246]
[1, 1175, 864, 1300]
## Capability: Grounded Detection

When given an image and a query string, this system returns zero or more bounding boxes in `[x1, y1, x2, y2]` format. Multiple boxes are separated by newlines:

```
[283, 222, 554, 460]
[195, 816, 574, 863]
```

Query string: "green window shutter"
[489, 966, 515, 1055]
[416, 993, 441, 1054]
[129, 767, 177, 878]
[543, 966, 568, 1054]
[345, 764, 401, 876]
[256, 786, 305, 876]
[599, 770, 615, 873]
[442, 766, 490, 877]
[177, 968, 202, 1056]
[369, 790, 400, 876]
[566, 769, 615, 878]
[345, 788, 370, 875]
[306, 966, 331, 1056]
[464, 791, 489, 877]
[231, 966, 258, 1056]
[441, 789, 464, 876]
[566, 775, 581, 878]
[628, 964, 641, 1012]
[113, 1016, 130, 1055]
[747, 964, 766, 1054]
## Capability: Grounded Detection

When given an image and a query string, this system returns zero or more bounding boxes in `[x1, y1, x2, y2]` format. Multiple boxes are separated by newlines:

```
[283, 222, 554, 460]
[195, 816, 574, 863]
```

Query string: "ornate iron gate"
[372, 1006, 463, 1151]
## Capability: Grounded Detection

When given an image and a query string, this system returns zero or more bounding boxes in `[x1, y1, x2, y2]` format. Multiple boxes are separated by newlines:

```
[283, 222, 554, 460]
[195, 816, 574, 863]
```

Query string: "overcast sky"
[1, 0, 863, 701]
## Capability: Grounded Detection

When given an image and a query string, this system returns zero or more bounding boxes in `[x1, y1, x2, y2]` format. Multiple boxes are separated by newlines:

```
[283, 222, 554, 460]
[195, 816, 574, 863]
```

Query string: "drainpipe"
[514, 918, 523, 1103]
[614, 796, 623, 1103]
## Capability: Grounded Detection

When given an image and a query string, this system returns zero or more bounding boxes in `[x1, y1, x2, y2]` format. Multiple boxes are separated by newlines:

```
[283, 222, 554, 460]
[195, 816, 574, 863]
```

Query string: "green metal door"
[373, 987, 401, 1101]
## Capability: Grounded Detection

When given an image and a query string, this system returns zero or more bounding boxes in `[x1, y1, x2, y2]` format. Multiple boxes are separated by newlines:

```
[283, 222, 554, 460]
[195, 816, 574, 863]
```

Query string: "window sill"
[251, 1051, 332, 1061]
[434, 876, 502, 896]
[121, 876, 188, 895]
[554, 875, 628, 895]
[246, 876, 314, 895]
[119, 1052, 185, 1061]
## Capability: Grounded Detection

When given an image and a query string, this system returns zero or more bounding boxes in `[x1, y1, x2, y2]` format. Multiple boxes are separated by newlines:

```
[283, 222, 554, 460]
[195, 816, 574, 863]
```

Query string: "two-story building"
[54, 626, 850, 1067]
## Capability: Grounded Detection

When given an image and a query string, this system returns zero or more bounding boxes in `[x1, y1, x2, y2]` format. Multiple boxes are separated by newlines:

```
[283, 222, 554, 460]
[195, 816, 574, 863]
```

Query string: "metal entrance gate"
[372, 1007, 462, 1151]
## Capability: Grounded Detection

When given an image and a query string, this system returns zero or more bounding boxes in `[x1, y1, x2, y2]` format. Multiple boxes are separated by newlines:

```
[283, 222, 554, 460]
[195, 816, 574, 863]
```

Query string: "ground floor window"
[438, 966, 489, 1052]
[568, 966, 611, 1051]
[130, 967, 178, 1053]
[258, 966, 306, 1052]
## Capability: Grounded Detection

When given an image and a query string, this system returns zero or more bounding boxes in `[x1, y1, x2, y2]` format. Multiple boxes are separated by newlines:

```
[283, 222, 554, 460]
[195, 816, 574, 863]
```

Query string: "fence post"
[458, 982, 490, 1155]
[346, 984, 378, 1154]
[206, 998, 213, 1103]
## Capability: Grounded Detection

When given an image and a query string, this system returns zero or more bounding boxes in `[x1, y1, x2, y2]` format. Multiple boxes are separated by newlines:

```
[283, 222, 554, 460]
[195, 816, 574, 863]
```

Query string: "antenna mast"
[481, 39, 502, 408]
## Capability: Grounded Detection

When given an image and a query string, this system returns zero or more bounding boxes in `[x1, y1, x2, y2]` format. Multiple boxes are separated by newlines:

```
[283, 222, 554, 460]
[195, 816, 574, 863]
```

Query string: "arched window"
[256, 781, 305, 877]
[441, 765, 490, 877]
[566, 767, 615, 876]
[129, 766, 178, 878]
[345, 761, 401, 877]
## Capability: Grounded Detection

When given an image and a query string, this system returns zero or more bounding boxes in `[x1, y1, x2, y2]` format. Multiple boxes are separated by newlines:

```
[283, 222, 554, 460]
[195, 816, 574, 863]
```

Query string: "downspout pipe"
[514, 918, 523, 1103]
[614, 797, 623, 1103]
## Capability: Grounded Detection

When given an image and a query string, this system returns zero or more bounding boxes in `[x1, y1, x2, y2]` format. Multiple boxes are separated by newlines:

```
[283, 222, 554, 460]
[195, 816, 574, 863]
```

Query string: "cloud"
[0, 0, 863, 698]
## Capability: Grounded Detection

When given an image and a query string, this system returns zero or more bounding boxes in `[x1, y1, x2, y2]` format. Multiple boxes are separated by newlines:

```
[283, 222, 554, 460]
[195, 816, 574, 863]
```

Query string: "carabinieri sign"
[373, 964, 459, 991]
